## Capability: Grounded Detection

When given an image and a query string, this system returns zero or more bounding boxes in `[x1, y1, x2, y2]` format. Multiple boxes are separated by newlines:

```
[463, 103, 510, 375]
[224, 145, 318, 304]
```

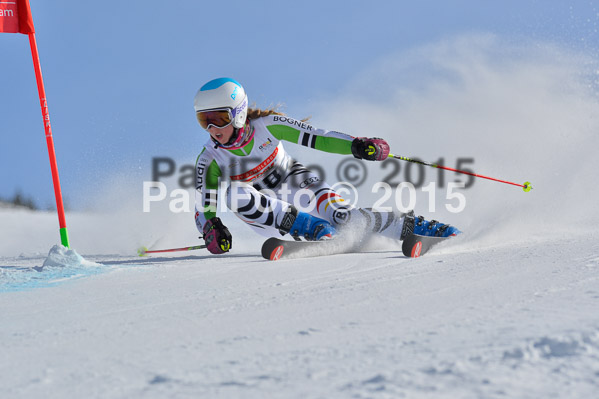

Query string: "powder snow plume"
[306, 34, 599, 249]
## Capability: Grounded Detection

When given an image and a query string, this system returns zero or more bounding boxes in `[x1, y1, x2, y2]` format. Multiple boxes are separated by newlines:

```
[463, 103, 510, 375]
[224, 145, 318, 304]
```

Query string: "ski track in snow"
[1, 227, 599, 398]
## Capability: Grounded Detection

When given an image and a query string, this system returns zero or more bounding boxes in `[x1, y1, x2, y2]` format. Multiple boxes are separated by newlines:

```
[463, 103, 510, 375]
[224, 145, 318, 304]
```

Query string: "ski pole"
[387, 154, 532, 192]
[137, 244, 206, 257]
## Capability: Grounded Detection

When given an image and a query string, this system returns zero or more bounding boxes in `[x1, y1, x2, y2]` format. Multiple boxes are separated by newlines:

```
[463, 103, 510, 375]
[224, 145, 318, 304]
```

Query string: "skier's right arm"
[194, 148, 232, 254]
[261, 114, 389, 161]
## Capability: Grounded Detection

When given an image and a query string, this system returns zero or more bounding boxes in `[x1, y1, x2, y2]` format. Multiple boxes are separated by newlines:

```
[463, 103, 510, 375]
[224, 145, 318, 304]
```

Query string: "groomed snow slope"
[1, 208, 599, 399]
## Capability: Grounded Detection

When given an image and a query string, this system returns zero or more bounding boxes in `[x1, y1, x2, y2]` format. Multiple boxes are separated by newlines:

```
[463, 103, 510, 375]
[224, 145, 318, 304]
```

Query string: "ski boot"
[279, 206, 336, 241]
[401, 210, 460, 239]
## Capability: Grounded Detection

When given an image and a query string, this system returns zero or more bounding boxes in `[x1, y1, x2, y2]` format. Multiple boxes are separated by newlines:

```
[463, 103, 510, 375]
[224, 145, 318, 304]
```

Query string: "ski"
[401, 233, 450, 258]
[262, 233, 454, 261]
[262, 238, 323, 260]
[261, 237, 366, 261]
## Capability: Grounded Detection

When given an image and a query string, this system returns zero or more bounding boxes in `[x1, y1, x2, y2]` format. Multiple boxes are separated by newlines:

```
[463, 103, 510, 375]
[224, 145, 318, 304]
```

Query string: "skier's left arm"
[262, 114, 389, 161]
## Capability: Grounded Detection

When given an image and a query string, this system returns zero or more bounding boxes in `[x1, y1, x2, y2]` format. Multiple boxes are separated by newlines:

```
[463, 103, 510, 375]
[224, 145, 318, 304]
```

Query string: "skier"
[193, 78, 459, 254]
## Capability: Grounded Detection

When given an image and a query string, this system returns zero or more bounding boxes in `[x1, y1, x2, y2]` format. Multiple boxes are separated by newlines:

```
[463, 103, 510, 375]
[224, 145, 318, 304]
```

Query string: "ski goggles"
[196, 108, 233, 130]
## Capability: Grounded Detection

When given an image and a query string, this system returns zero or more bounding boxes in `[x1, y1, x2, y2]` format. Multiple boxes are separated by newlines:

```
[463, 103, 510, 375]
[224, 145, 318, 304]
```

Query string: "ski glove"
[351, 137, 390, 161]
[202, 217, 232, 255]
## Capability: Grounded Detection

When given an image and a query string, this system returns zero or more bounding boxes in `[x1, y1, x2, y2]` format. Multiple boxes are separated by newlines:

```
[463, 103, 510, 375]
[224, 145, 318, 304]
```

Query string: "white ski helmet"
[194, 77, 248, 130]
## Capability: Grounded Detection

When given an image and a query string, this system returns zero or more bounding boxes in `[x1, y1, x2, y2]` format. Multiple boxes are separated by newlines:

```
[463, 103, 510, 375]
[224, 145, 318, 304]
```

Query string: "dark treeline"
[0, 191, 41, 210]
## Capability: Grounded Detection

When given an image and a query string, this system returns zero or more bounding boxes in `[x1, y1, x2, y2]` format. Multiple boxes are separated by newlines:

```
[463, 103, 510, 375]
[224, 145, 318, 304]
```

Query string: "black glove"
[351, 137, 390, 161]
[202, 217, 232, 254]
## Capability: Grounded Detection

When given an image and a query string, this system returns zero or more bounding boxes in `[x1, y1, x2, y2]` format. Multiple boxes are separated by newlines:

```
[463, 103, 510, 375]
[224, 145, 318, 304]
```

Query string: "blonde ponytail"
[247, 106, 285, 120]
[247, 105, 310, 123]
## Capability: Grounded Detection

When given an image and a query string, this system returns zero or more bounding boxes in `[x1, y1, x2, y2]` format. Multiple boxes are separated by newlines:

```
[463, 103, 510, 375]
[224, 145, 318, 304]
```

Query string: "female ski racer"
[193, 78, 459, 254]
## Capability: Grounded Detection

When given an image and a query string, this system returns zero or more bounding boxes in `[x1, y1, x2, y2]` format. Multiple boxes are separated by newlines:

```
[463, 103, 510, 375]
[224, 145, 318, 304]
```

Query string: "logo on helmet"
[231, 86, 239, 100]
[234, 97, 247, 116]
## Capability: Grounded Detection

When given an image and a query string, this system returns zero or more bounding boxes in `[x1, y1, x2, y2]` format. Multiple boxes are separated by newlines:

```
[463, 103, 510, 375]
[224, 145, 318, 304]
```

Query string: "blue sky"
[1, 0, 598, 210]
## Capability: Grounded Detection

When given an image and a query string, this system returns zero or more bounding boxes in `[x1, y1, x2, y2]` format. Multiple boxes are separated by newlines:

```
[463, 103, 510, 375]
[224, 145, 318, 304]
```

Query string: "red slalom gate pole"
[388, 154, 532, 192]
[27, 31, 70, 247]
[2, 1, 69, 246]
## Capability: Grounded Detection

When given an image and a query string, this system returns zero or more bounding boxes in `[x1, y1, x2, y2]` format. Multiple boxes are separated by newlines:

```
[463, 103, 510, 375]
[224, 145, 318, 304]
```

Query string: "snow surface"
[2, 35, 599, 398]
[2, 209, 599, 398]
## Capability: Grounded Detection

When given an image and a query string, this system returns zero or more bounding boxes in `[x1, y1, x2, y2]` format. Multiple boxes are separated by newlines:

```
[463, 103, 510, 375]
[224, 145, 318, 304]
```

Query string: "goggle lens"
[196, 109, 233, 130]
